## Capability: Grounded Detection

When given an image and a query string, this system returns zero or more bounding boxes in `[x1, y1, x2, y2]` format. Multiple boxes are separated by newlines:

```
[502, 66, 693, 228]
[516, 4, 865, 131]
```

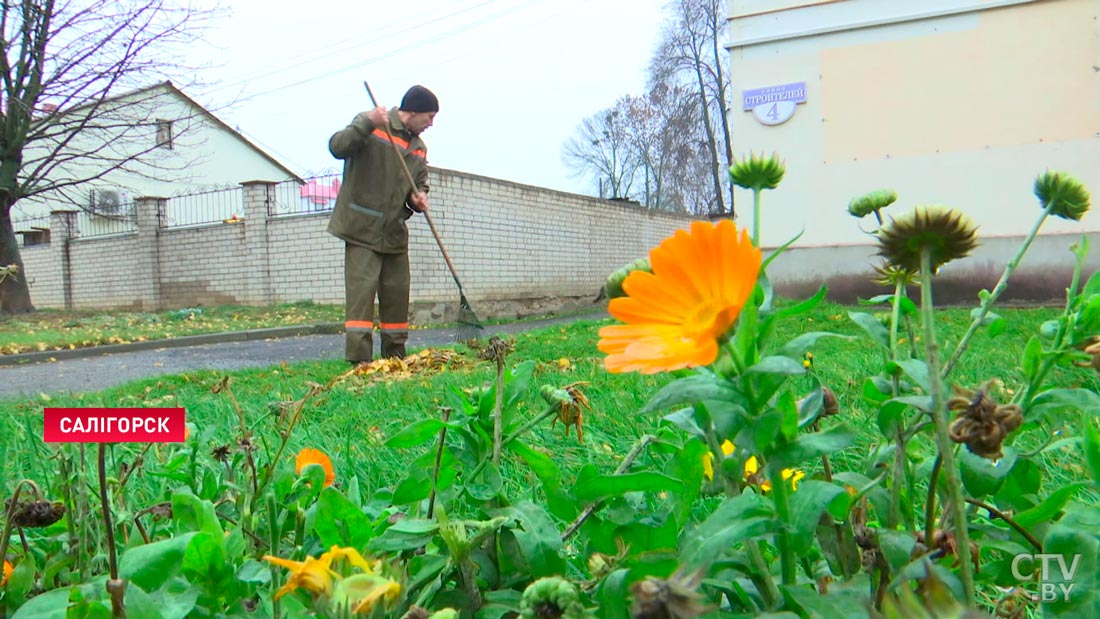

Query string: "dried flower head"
[821, 386, 840, 417]
[630, 568, 711, 619]
[912, 529, 981, 574]
[1075, 335, 1100, 373]
[848, 188, 898, 218]
[1034, 170, 1090, 221]
[604, 258, 651, 301]
[876, 206, 980, 273]
[5, 499, 65, 528]
[541, 382, 591, 444]
[872, 262, 921, 288]
[729, 151, 785, 191]
[947, 382, 1023, 460]
[476, 335, 514, 364]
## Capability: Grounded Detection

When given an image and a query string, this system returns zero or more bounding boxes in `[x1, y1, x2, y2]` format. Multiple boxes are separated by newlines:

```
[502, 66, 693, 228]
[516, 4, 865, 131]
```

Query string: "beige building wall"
[728, 0, 1100, 258]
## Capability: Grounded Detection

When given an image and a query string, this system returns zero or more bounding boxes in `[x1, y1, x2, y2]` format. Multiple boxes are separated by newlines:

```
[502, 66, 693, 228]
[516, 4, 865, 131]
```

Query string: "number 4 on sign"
[752, 100, 797, 126]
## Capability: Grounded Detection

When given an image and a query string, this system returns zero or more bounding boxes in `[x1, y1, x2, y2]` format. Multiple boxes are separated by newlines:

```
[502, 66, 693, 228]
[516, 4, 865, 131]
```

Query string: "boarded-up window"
[156, 119, 174, 149]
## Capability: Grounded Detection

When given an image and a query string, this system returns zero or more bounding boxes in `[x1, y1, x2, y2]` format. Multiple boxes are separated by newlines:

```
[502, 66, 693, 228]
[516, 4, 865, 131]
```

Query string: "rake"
[363, 80, 485, 336]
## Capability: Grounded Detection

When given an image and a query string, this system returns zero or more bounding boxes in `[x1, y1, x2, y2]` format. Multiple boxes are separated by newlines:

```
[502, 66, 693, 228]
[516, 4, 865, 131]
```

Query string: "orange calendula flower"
[2, 560, 12, 586]
[598, 220, 762, 374]
[296, 448, 336, 487]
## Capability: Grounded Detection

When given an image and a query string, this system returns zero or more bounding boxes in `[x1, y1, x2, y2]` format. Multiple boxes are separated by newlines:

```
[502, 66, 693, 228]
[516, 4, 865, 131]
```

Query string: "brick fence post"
[240, 180, 276, 306]
[48, 210, 78, 310]
[133, 196, 166, 311]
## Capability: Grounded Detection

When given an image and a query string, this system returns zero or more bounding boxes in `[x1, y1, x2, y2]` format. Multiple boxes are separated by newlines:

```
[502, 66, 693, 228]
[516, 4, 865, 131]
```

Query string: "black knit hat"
[399, 85, 439, 113]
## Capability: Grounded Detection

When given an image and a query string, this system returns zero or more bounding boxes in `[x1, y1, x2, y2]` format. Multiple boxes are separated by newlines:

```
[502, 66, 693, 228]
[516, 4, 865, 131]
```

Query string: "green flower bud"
[604, 258, 651, 300]
[848, 188, 898, 218]
[427, 609, 459, 619]
[729, 151, 785, 191]
[520, 577, 588, 619]
[1034, 170, 1090, 221]
[876, 206, 980, 273]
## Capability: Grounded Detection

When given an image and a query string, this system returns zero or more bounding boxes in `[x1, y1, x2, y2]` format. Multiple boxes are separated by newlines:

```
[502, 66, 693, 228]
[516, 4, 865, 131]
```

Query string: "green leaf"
[385, 418, 448, 448]
[596, 569, 631, 619]
[958, 447, 1017, 496]
[787, 481, 849, 556]
[680, 493, 776, 568]
[989, 316, 1008, 338]
[760, 284, 828, 340]
[146, 578, 198, 619]
[170, 490, 223, 538]
[489, 501, 565, 578]
[1022, 335, 1043, 380]
[642, 374, 743, 414]
[895, 359, 930, 393]
[1084, 414, 1100, 488]
[572, 467, 683, 502]
[6, 552, 36, 602]
[777, 391, 799, 442]
[314, 486, 373, 549]
[368, 518, 439, 553]
[507, 440, 564, 499]
[181, 531, 232, 593]
[1029, 388, 1100, 424]
[747, 355, 806, 376]
[848, 312, 890, 350]
[467, 460, 504, 501]
[1015, 482, 1089, 528]
[119, 533, 198, 592]
[782, 584, 871, 619]
[768, 425, 857, 470]
[1041, 523, 1100, 616]
[779, 332, 855, 360]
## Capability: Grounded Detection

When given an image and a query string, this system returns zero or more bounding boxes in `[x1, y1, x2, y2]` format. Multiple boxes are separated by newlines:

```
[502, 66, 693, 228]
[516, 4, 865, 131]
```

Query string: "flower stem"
[492, 358, 505, 466]
[427, 407, 452, 519]
[98, 444, 126, 619]
[767, 465, 797, 586]
[920, 247, 975, 604]
[888, 280, 909, 531]
[752, 188, 762, 246]
[942, 202, 1055, 378]
[466, 404, 558, 485]
[561, 434, 654, 540]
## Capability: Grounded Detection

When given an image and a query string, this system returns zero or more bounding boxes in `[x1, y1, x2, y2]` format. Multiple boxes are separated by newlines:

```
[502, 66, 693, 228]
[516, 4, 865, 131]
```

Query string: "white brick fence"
[19, 168, 699, 321]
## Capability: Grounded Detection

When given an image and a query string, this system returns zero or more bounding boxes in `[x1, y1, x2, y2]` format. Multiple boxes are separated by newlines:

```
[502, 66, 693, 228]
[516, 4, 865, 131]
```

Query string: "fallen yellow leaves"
[350, 349, 471, 384]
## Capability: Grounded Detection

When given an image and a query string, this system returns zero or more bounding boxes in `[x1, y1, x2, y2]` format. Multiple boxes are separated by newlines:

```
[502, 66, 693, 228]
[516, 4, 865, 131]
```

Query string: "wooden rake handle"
[362, 80, 465, 291]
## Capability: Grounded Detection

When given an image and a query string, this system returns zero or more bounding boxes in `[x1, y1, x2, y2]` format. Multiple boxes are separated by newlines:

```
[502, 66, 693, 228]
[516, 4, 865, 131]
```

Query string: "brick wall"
[23, 168, 699, 317]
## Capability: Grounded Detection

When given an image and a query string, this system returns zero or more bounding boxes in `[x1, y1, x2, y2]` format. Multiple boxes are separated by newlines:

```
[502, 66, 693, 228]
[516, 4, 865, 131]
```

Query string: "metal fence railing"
[270, 174, 339, 217]
[77, 202, 137, 238]
[11, 214, 51, 247]
[161, 187, 243, 228]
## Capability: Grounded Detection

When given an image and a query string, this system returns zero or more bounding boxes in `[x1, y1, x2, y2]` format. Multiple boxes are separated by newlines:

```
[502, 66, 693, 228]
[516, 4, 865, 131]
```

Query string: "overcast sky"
[191, 0, 670, 194]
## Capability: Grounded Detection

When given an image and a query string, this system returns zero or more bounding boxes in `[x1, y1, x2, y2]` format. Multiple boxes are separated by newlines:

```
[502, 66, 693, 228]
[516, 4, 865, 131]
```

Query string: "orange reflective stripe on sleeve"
[410, 149, 426, 159]
[371, 128, 410, 149]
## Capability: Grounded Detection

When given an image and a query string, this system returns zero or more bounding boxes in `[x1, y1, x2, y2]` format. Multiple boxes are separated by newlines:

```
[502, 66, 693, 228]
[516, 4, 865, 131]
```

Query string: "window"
[156, 119, 173, 149]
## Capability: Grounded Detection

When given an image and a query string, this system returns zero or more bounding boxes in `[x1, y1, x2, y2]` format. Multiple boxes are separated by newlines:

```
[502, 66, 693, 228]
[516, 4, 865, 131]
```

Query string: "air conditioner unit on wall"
[89, 187, 122, 215]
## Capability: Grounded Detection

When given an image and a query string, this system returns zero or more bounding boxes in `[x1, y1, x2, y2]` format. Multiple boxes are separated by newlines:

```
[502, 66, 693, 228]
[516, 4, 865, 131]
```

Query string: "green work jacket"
[326, 109, 429, 254]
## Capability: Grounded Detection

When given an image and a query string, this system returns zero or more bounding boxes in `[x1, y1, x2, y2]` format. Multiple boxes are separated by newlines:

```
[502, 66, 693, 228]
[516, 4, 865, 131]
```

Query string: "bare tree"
[650, 0, 734, 216]
[0, 0, 225, 313]
[561, 103, 641, 200]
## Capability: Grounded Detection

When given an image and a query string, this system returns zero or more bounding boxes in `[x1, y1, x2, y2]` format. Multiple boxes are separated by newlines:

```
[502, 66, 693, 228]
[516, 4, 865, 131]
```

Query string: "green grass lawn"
[2, 300, 1094, 503]
[0, 301, 345, 355]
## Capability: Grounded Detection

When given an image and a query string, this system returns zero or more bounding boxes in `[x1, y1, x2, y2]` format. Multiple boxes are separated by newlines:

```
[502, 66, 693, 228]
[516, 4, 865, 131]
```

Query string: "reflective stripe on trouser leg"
[344, 244, 383, 362]
[378, 250, 410, 359]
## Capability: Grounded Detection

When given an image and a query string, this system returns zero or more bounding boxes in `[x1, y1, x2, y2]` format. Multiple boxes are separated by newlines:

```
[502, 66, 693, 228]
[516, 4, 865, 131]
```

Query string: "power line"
[217, 0, 545, 107]
[204, 0, 506, 97]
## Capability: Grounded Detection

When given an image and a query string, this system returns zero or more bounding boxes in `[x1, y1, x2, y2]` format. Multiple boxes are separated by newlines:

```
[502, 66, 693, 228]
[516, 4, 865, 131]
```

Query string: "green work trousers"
[344, 244, 410, 363]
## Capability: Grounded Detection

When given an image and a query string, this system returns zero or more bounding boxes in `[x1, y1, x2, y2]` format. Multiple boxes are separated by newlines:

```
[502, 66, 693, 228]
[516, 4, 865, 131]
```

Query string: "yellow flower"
[702, 440, 737, 481]
[742, 456, 804, 492]
[2, 560, 12, 586]
[263, 553, 339, 600]
[598, 220, 762, 374]
[296, 448, 336, 487]
[350, 576, 402, 614]
[263, 545, 376, 602]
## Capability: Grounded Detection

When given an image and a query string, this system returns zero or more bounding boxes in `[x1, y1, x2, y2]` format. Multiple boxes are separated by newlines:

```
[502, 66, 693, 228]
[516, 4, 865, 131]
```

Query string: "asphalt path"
[0, 312, 606, 400]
